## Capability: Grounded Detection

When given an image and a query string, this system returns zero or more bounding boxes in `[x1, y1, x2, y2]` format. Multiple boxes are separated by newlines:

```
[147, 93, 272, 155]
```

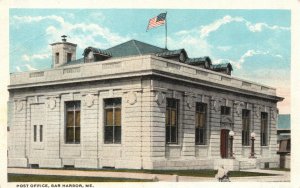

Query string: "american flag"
[147, 13, 166, 31]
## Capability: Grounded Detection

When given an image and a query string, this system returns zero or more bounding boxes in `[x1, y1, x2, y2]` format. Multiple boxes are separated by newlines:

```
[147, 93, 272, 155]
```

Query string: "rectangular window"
[33, 125, 37, 142]
[55, 53, 59, 64]
[104, 98, 122, 144]
[67, 53, 72, 62]
[166, 98, 179, 144]
[221, 106, 231, 115]
[40, 125, 43, 142]
[242, 109, 250, 146]
[65, 101, 81, 144]
[261, 112, 268, 146]
[195, 103, 207, 145]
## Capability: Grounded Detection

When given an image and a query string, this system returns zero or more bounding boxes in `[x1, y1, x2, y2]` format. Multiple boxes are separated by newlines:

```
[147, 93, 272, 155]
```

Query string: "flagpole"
[165, 11, 168, 49]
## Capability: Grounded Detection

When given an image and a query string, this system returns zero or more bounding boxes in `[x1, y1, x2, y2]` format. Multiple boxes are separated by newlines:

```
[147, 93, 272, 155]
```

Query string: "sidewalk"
[7, 168, 290, 182]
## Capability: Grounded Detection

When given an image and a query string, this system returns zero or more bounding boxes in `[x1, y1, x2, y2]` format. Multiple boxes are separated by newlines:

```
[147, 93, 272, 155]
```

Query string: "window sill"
[242, 145, 251, 148]
[195, 144, 208, 148]
[103, 143, 122, 147]
[63, 143, 81, 147]
[166, 144, 181, 147]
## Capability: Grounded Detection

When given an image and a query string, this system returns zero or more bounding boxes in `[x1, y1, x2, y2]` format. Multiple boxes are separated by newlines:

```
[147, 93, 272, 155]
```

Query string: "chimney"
[50, 35, 77, 68]
[61, 35, 67, 42]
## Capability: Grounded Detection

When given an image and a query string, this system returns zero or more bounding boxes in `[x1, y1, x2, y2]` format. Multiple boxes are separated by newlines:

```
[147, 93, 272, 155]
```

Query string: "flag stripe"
[147, 13, 166, 30]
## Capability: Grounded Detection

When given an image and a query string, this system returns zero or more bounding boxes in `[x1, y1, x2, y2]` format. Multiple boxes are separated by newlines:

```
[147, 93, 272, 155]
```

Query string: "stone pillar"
[233, 101, 243, 158]
[75, 92, 99, 168]
[269, 107, 278, 157]
[36, 95, 62, 168]
[181, 92, 195, 158]
[149, 89, 167, 169]
[8, 98, 28, 167]
[208, 97, 222, 159]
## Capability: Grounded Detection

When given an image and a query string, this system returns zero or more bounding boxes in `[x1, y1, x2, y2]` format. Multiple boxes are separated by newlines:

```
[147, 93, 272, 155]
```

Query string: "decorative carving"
[255, 105, 261, 117]
[234, 101, 244, 117]
[47, 98, 56, 110]
[271, 108, 277, 120]
[155, 91, 165, 105]
[186, 96, 194, 109]
[16, 100, 23, 112]
[84, 94, 94, 107]
[126, 91, 137, 105]
[211, 97, 220, 112]
[221, 116, 233, 124]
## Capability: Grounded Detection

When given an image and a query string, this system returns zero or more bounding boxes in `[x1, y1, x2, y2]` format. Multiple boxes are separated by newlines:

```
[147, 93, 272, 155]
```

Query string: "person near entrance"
[215, 165, 230, 182]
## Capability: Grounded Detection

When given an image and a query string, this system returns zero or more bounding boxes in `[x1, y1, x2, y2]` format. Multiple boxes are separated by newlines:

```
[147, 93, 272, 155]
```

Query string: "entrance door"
[220, 129, 229, 158]
[30, 104, 45, 160]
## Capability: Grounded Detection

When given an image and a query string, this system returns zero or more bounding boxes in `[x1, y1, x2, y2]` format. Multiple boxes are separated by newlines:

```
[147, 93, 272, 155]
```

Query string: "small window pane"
[106, 109, 113, 126]
[40, 125, 43, 142]
[195, 113, 199, 127]
[75, 127, 80, 143]
[166, 126, 170, 142]
[66, 127, 74, 143]
[75, 111, 80, 127]
[170, 126, 177, 143]
[104, 126, 113, 143]
[67, 112, 74, 127]
[171, 110, 176, 126]
[115, 108, 121, 126]
[166, 110, 170, 125]
[114, 126, 121, 143]
[34, 125, 37, 142]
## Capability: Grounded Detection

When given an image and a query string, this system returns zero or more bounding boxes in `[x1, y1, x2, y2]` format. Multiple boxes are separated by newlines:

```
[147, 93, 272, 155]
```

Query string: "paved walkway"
[8, 168, 290, 182]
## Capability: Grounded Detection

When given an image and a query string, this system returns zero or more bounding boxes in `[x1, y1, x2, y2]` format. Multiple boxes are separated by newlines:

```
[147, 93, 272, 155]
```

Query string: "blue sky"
[9, 9, 290, 113]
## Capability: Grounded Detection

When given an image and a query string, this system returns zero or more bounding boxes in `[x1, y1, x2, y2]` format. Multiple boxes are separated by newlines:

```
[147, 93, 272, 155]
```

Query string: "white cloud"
[167, 34, 213, 58]
[15, 66, 21, 72]
[200, 15, 244, 38]
[218, 50, 284, 69]
[13, 15, 64, 25]
[217, 46, 232, 51]
[12, 15, 129, 50]
[90, 12, 106, 22]
[22, 53, 50, 62]
[22, 54, 30, 62]
[199, 15, 290, 38]
[43, 17, 129, 50]
[24, 64, 37, 71]
[246, 22, 290, 32]
[170, 15, 289, 59]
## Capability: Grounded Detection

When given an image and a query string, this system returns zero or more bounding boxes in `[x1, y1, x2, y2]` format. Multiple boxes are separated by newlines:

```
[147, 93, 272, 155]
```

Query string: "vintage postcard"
[0, 0, 297, 188]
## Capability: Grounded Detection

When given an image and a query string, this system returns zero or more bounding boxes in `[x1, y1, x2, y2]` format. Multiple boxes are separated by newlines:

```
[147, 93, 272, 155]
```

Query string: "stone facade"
[8, 48, 282, 170]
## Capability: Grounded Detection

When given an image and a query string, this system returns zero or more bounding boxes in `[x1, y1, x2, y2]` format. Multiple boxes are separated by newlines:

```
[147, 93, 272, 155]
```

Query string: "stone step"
[239, 161, 257, 170]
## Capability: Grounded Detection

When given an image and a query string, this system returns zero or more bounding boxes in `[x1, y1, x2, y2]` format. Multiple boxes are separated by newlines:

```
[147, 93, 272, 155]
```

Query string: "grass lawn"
[264, 168, 290, 172]
[105, 169, 277, 177]
[8, 168, 279, 182]
[8, 173, 153, 182]
[27, 168, 277, 178]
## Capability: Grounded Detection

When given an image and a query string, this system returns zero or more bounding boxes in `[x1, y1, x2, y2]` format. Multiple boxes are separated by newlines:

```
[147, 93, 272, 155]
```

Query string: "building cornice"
[8, 55, 283, 102]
